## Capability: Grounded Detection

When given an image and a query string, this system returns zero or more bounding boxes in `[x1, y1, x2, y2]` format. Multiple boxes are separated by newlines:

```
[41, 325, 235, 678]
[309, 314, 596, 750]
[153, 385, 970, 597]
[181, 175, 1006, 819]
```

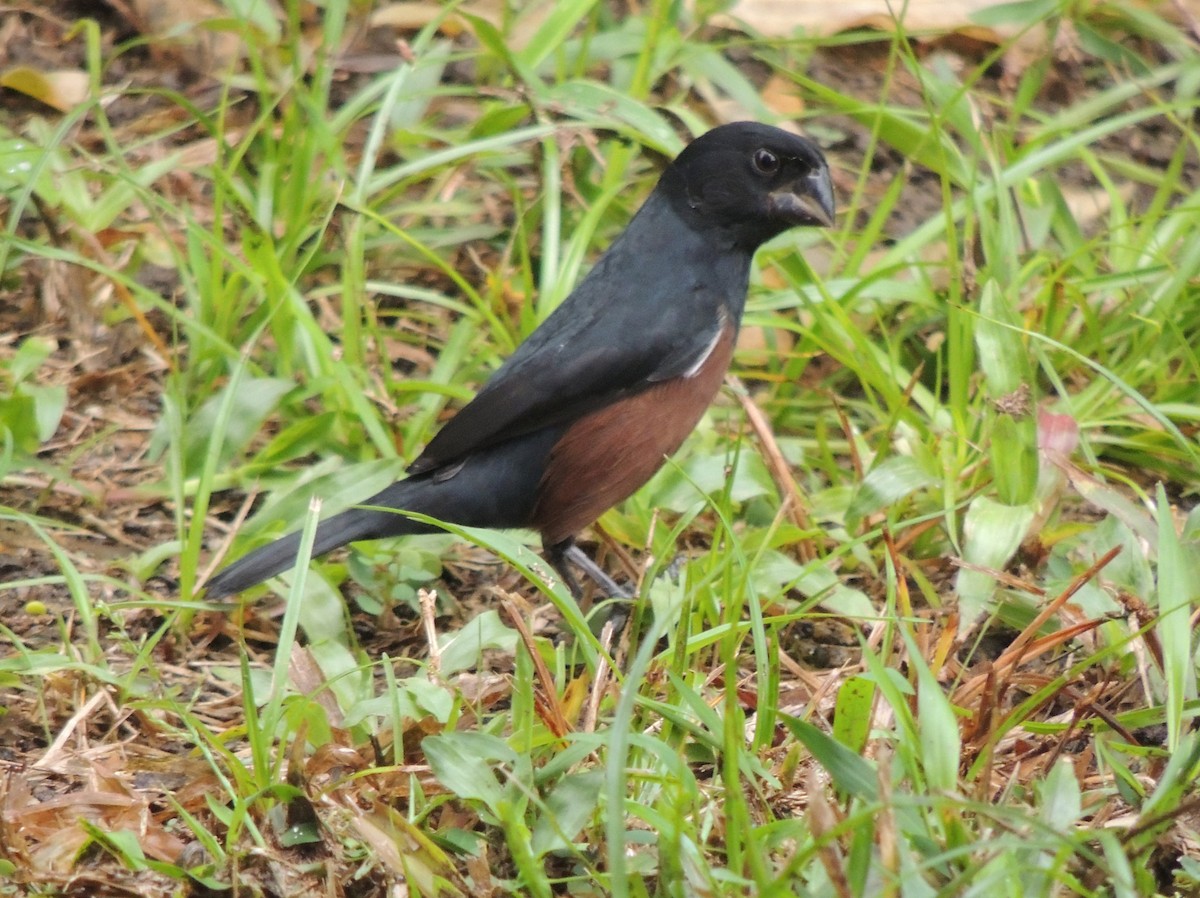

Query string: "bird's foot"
[545, 540, 633, 650]
[561, 542, 632, 600]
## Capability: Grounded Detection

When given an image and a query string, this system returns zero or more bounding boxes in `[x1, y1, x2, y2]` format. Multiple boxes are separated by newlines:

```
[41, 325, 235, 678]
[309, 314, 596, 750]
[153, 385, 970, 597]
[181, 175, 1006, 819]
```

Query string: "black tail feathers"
[203, 432, 556, 597]
[203, 495, 431, 598]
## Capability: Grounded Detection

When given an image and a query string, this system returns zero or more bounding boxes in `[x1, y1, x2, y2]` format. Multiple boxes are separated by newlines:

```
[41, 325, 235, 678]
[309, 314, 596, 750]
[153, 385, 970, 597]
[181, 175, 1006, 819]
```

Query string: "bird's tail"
[203, 427, 558, 598]
[202, 482, 435, 598]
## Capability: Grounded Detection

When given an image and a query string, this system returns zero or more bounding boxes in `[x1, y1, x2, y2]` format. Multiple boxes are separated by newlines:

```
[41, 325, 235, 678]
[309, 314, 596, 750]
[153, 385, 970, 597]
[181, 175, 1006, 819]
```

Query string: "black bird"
[204, 122, 834, 599]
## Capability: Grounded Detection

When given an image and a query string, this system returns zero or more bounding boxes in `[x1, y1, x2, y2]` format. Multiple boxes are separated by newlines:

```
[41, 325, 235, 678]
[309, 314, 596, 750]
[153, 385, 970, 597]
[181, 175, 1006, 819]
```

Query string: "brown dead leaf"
[737, 323, 796, 367]
[370, 2, 470, 36]
[371, 0, 552, 51]
[0, 66, 89, 112]
[351, 802, 464, 891]
[761, 73, 808, 120]
[289, 646, 346, 728]
[4, 752, 189, 875]
[126, 0, 251, 75]
[719, 0, 1022, 38]
[1057, 180, 1138, 232]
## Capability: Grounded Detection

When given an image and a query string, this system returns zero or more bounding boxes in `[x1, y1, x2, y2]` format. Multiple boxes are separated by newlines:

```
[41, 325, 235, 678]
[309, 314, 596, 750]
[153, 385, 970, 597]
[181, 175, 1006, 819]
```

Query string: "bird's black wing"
[408, 287, 724, 474]
[409, 200, 747, 474]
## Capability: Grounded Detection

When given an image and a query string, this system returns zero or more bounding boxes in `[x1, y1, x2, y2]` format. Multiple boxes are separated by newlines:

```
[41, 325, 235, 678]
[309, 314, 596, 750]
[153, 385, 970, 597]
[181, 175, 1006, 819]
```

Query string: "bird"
[204, 121, 835, 600]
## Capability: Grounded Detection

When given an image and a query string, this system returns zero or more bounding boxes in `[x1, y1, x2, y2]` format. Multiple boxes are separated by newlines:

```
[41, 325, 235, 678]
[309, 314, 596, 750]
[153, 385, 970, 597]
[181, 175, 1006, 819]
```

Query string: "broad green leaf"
[906, 632, 960, 795]
[437, 610, 519, 675]
[515, 0, 601, 71]
[179, 376, 296, 475]
[1155, 483, 1199, 750]
[530, 770, 603, 855]
[846, 455, 939, 526]
[541, 80, 681, 153]
[970, 0, 1063, 26]
[781, 715, 877, 801]
[956, 496, 1035, 623]
[976, 279, 1033, 398]
[424, 731, 517, 813]
[991, 411, 1038, 506]
[1038, 759, 1082, 829]
[832, 676, 875, 754]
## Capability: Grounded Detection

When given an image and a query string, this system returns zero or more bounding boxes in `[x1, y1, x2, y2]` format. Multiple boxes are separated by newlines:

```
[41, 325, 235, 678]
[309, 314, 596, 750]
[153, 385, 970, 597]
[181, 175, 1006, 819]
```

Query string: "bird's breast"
[530, 318, 737, 546]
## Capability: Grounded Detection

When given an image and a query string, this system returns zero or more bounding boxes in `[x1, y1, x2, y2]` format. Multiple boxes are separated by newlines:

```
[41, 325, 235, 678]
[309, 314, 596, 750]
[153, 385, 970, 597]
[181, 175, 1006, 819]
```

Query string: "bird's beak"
[769, 165, 836, 228]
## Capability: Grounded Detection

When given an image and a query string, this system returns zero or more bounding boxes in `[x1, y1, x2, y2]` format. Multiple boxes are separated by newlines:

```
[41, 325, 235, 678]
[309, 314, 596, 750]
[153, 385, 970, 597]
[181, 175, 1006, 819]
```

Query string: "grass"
[3, 0, 1200, 895]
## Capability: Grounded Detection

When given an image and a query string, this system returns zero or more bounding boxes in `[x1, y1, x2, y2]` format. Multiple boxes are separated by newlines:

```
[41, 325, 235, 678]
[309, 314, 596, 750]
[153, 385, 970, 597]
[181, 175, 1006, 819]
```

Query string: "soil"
[1, 0, 1193, 894]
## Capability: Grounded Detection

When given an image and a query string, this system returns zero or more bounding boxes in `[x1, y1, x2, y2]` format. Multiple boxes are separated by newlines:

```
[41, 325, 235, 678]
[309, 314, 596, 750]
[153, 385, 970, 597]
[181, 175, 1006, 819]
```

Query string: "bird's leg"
[546, 539, 632, 652]
[546, 541, 584, 600]
[547, 539, 631, 600]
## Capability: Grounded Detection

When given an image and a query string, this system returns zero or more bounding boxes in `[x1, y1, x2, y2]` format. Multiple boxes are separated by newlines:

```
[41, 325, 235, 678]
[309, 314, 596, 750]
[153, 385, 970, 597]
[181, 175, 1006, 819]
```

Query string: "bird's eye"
[752, 148, 780, 174]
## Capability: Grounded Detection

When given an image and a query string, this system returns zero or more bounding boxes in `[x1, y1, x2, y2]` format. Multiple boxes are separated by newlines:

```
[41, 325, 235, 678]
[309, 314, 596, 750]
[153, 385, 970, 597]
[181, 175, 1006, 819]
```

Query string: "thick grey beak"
[769, 165, 835, 228]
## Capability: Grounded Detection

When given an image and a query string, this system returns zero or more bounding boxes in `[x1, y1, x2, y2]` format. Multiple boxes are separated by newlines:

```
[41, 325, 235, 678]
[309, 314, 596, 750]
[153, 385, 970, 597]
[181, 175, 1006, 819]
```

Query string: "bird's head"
[663, 121, 835, 249]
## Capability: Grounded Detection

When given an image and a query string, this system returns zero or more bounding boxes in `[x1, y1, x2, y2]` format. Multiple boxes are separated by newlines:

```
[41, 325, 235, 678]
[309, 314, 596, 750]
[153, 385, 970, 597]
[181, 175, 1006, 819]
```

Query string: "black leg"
[566, 542, 633, 599]
[546, 540, 584, 600]
[546, 538, 633, 646]
[546, 539, 632, 599]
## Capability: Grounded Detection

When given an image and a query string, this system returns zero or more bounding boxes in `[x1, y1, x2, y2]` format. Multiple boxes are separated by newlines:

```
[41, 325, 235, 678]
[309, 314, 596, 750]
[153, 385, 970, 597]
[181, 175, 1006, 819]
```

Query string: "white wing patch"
[682, 307, 730, 379]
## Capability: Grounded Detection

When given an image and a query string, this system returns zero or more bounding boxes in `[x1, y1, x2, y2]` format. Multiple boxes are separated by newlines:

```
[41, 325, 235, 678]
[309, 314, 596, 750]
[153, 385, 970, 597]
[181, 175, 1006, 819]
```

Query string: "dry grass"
[3, 1, 1200, 895]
